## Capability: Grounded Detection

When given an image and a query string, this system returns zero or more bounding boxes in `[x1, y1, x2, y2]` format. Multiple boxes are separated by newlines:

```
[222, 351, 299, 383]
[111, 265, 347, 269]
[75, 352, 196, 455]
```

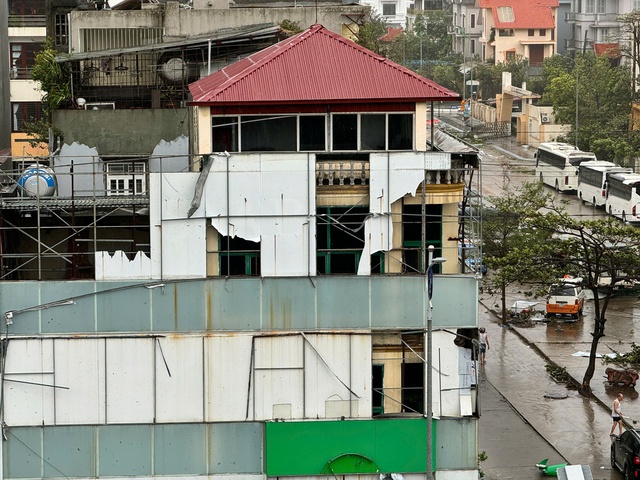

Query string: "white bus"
[577, 161, 632, 208]
[535, 142, 597, 192]
[605, 172, 640, 222]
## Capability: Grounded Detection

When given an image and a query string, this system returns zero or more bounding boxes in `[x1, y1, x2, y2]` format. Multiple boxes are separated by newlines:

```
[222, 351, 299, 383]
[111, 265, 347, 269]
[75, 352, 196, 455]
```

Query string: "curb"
[480, 299, 628, 429]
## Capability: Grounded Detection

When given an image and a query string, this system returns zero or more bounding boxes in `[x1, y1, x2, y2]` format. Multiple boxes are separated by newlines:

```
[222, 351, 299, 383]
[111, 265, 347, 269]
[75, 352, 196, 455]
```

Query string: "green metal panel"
[211, 278, 262, 330]
[96, 281, 152, 331]
[151, 281, 207, 331]
[265, 418, 433, 476]
[317, 278, 369, 328]
[435, 417, 478, 469]
[99, 425, 152, 476]
[4, 427, 42, 478]
[208, 422, 263, 474]
[0, 275, 477, 335]
[154, 423, 207, 475]
[261, 278, 316, 330]
[370, 277, 424, 328]
[43, 426, 96, 477]
[40, 282, 97, 334]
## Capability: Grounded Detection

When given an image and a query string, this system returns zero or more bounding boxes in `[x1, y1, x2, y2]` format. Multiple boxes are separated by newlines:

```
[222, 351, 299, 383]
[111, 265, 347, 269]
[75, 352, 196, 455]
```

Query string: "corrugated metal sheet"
[189, 24, 461, 105]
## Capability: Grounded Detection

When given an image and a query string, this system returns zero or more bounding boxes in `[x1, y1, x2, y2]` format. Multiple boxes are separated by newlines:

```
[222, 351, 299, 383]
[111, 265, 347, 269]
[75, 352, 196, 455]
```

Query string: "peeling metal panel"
[55, 143, 103, 197]
[54, 339, 106, 425]
[205, 154, 316, 277]
[106, 338, 154, 423]
[4, 339, 55, 426]
[358, 152, 452, 275]
[155, 337, 204, 423]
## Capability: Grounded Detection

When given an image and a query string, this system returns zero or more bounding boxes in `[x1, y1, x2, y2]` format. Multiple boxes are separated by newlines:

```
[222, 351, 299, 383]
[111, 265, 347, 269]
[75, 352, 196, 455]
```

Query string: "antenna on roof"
[315, 0, 318, 24]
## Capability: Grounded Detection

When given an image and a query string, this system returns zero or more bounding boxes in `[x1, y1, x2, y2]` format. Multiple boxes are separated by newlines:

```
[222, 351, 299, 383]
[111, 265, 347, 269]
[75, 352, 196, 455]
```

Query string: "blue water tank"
[17, 165, 57, 197]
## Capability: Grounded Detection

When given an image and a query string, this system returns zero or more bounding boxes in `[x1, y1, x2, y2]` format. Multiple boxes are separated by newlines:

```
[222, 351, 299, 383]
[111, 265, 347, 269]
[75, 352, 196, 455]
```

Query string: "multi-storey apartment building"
[0, 23, 482, 480]
[565, 0, 634, 55]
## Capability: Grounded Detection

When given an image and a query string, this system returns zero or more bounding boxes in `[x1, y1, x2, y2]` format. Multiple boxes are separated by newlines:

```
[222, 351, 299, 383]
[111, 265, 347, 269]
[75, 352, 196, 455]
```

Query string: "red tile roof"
[594, 43, 621, 58]
[379, 27, 404, 42]
[188, 24, 460, 106]
[479, 0, 558, 29]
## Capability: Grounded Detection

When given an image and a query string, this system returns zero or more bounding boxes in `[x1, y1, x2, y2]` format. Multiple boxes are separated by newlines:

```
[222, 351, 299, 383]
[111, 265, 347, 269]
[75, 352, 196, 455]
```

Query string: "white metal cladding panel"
[4, 339, 55, 426]
[160, 173, 199, 220]
[303, 334, 372, 418]
[205, 335, 254, 422]
[155, 336, 204, 423]
[54, 338, 106, 425]
[106, 338, 154, 423]
[431, 331, 467, 418]
[253, 335, 304, 420]
[160, 218, 207, 279]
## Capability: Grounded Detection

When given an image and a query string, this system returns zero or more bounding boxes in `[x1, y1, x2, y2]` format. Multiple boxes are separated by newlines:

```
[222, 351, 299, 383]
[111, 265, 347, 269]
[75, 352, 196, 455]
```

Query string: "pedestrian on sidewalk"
[502, 162, 510, 184]
[610, 392, 624, 436]
[479, 327, 489, 364]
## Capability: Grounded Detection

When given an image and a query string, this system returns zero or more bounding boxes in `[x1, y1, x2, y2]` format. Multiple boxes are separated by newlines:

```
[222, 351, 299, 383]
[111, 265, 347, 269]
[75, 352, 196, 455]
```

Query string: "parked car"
[611, 429, 640, 479]
[545, 276, 586, 320]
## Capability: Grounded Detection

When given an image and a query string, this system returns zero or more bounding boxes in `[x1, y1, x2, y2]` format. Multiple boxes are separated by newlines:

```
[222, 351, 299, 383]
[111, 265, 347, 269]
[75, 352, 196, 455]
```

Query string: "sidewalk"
[478, 300, 619, 479]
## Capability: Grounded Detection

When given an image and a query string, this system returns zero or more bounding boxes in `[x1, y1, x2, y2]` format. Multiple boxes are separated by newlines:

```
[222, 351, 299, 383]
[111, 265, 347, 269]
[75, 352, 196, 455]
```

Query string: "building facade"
[0, 24, 481, 480]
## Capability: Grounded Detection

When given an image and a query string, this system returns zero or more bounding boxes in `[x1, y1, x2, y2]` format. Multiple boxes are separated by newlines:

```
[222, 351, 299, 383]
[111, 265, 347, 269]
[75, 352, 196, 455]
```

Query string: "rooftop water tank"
[18, 165, 56, 197]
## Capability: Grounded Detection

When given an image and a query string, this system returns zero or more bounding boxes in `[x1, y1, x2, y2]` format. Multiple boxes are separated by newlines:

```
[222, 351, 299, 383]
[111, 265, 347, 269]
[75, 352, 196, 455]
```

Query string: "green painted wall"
[265, 418, 434, 476]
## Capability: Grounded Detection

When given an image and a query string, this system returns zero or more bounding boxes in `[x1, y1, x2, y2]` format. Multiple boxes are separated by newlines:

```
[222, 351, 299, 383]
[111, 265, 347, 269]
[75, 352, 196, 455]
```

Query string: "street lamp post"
[426, 245, 446, 480]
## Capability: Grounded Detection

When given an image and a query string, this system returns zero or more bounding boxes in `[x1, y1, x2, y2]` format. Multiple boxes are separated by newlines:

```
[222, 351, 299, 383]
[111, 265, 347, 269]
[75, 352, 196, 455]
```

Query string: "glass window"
[8, 0, 44, 16]
[388, 114, 413, 150]
[539, 29, 546, 36]
[332, 114, 358, 151]
[382, 3, 396, 15]
[10, 43, 42, 79]
[597, 0, 605, 12]
[316, 206, 368, 274]
[241, 115, 296, 152]
[470, 14, 475, 29]
[300, 115, 326, 151]
[11, 102, 42, 132]
[55, 13, 69, 48]
[361, 114, 386, 150]
[402, 203, 442, 274]
[528, 29, 535, 36]
[586, 0, 594, 13]
[212, 117, 238, 152]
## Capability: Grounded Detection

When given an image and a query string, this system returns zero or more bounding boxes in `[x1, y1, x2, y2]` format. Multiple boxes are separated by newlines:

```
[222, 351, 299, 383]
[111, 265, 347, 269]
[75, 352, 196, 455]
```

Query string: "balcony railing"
[8, 14, 45, 27]
[565, 11, 620, 24]
[317, 161, 369, 186]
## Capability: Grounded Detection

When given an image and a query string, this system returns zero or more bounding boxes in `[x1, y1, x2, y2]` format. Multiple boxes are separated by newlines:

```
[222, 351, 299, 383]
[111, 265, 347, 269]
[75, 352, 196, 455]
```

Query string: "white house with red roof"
[479, 0, 559, 65]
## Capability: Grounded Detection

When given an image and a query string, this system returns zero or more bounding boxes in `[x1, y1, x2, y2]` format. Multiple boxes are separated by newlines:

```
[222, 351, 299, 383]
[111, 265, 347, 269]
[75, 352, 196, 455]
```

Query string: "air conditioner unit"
[85, 102, 115, 110]
[541, 114, 550, 123]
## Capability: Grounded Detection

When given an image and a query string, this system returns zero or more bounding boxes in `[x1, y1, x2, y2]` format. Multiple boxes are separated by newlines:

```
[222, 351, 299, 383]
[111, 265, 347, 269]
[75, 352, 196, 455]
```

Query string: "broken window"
[316, 206, 367, 274]
[402, 203, 442, 274]
[219, 236, 260, 276]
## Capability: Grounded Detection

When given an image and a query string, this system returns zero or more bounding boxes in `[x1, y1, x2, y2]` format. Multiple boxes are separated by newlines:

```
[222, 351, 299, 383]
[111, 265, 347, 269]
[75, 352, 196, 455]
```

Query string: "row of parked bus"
[534, 142, 640, 223]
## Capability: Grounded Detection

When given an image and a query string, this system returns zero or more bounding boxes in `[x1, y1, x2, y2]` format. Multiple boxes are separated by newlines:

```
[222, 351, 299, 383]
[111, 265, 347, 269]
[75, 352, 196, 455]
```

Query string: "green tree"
[484, 182, 640, 395]
[26, 37, 69, 147]
[542, 52, 632, 157]
[482, 182, 555, 323]
[355, 14, 387, 55]
[531, 213, 640, 395]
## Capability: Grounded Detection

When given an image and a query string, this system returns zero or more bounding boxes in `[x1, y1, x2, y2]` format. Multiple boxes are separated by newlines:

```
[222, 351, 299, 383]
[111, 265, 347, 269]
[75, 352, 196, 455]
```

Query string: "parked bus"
[535, 142, 597, 192]
[577, 161, 631, 208]
[605, 172, 640, 222]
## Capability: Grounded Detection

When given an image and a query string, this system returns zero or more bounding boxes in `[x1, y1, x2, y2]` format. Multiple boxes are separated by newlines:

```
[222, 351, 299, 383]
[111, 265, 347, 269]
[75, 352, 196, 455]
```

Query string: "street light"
[426, 244, 446, 480]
